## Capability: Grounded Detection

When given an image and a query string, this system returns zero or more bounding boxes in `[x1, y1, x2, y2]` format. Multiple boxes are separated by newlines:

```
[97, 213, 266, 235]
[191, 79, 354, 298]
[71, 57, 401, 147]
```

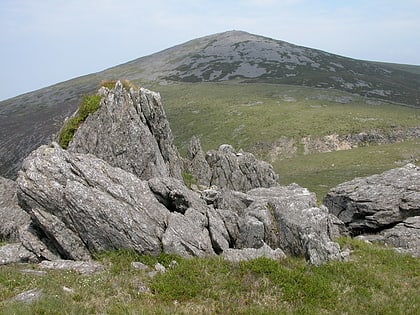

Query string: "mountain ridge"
[0, 30, 419, 179]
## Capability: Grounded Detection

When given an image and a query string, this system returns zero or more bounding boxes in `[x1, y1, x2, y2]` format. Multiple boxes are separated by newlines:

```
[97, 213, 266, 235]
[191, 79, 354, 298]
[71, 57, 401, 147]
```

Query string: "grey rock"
[17, 143, 169, 259]
[131, 261, 149, 270]
[148, 177, 208, 215]
[162, 209, 215, 257]
[222, 242, 286, 263]
[0, 243, 37, 265]
[12, 288, 42, 303]
[186, 136, 212, 186]
[0, 176, 30, 241]
[360, 216, 420, 257]
[186, 142, 279, 192]
[68, 82, 183, 181]
[324, 164, 420, 234]
[39, 260, 105, 275]
[213, 184, 345, 264]
[207, 207, 231, 253]
[154, 262, 166, 273]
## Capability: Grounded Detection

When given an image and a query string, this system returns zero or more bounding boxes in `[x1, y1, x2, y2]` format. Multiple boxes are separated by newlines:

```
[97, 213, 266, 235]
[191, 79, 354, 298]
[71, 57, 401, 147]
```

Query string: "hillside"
[0, 30, 419, 179]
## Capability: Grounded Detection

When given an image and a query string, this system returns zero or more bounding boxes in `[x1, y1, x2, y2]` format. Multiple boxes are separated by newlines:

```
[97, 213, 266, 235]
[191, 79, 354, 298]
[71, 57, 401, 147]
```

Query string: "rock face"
[324, 164, 420, 256]
[17, 143, 169, 260]
[0, 176, 30, 241]
[14, 142, 344, 265]
[186, 138, 278, 192]
[324, 164, 420, 235]
[68, 82, 183, 181]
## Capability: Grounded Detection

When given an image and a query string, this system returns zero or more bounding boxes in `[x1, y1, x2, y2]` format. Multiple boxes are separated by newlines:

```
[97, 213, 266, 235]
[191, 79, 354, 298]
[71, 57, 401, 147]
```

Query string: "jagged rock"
[324, 164, 420, 235]
[68, 81, 183, 181]
[357, 216, 420, 257]
[211, 184, 346, 265]
[162, 209, 215, 257]
[186, 136, 212, 186]
[0, 176, 30, 241]
[222, 242, 286, 263]
[0, 243, 38, 265]
[148, 177, 208, 215]
[186, 141, 279, 192]
[17, 143, 169, 259]
[39, 260, 105, 275]
[18, 223, 61, 261]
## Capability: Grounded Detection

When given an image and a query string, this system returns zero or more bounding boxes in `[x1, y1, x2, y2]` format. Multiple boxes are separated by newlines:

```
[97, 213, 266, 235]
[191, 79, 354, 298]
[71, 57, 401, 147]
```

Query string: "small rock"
[39, 260, 104, 275]
[13, 288, 42, 303]
[131, 261, 149, 270]
[154, 262, 166, 273]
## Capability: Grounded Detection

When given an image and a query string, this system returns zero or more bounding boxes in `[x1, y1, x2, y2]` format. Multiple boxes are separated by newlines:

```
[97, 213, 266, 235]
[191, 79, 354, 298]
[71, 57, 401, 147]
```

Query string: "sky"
[1, 0, 420, 101]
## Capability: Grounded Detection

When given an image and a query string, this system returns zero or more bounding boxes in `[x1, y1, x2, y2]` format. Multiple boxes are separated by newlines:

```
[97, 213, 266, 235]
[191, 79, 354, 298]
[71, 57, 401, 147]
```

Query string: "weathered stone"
[68, 82, 183, 181]
[186, 136, 212, 186]
[17, 143, 169, 259]
[131, 261, 149, 270]
[0, 243, 37, 265]
[12, 288, 42, 303]
[359, 216, 420, 257]
[222, 242, 286, 263]
[186, 142, 279, 192]
[212, 184, 345, 264]
[324, 164, 420, 234]
[148, 177, 208, 215]
[39, 260, 104, 275]
[0, 176, 30, 241]
[162, 209, 215, 257]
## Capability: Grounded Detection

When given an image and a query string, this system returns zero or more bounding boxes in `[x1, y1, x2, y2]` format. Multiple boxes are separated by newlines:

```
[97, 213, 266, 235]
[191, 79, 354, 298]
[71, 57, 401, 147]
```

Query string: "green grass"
[0, 238, 418, 314]
[274, 140, 420, 202]
[58, 94, 102, 149]
[155, 82, 419, 153]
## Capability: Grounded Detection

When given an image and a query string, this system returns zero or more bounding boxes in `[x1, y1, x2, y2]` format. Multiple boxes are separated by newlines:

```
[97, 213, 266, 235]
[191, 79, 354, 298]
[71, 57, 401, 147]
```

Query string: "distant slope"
[1, 30, 420, 179]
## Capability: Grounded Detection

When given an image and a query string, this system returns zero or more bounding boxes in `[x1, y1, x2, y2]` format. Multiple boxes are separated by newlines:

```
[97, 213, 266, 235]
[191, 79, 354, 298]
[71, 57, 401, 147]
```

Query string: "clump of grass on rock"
[58, 94, 102, 149]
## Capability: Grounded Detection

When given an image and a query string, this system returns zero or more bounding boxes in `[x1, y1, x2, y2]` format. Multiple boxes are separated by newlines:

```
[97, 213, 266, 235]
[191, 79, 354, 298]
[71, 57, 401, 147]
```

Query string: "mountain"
[1, 30, 420, 179]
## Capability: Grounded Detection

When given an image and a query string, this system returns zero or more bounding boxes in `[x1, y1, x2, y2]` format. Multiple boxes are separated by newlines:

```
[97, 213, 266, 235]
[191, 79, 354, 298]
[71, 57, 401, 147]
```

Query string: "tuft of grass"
[100, 79, 136, 91]
[58, 94, 102, 149]
[182, 171, 197, 189]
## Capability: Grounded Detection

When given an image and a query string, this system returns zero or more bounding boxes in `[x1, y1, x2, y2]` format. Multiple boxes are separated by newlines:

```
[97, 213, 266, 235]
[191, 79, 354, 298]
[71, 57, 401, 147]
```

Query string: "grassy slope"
[0, 238, 419, 314]
[153, 82, 420, 200]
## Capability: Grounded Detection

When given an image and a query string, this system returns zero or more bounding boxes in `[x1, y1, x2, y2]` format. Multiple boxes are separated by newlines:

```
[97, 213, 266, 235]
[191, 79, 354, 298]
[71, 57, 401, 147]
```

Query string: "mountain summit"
[0, 30, 419, 179]
[108, 30, 420, 105]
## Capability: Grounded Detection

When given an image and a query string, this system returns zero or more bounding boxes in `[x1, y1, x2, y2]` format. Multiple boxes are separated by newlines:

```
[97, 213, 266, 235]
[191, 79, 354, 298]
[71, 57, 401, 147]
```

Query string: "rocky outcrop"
[205, 184, 346, 265]
[186, 139, 279, 192]
[4, 83, 347, 265]
[14, 142, 345, 265]
[324, 164, 420, 256]
[324, 164, 420, 235]
[0, 176, 30, 241]
[68, 82, 183, 181]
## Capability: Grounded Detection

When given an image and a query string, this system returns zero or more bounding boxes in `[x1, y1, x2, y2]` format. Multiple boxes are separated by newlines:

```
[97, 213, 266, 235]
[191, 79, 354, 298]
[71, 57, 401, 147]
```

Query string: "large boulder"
[357, 216, 420, 257]
[186, 139, 279, 192]
[68, 81, 183, 181]
[17, 143, 169, 260]
[0, 176, 30, 241]
[324, 164, 420, 235]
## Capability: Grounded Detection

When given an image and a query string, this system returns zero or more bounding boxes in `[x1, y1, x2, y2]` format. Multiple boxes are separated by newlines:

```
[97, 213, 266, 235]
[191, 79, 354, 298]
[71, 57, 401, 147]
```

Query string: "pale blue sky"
[1, 0, 419, 100]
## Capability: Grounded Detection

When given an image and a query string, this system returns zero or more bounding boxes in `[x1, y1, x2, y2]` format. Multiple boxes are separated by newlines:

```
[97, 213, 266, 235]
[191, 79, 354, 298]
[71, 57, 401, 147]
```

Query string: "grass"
[0, 238, 418, 314]
[58, 94, 102, 149]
